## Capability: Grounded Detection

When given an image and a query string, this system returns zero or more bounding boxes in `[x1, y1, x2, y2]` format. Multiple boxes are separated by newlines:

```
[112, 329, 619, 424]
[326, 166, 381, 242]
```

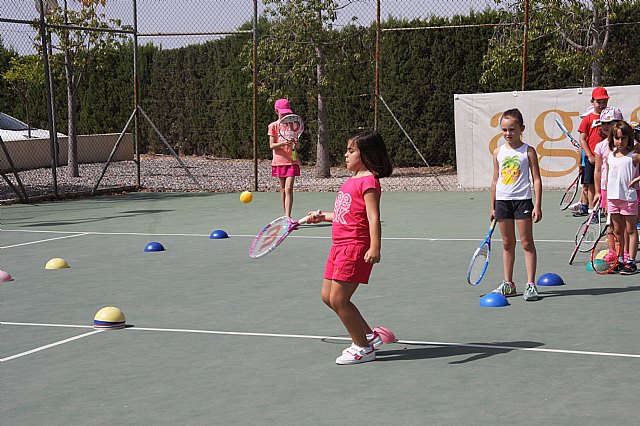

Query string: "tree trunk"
[591, 60, 602, 87]
[589, 3, 605, 87]
[64, 48, 79, 177]
[315, 46, 330, 178]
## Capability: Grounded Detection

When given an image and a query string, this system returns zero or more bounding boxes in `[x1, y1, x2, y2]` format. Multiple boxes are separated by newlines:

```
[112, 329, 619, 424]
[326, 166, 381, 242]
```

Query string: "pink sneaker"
[336, 344, 375, 365]
[367, 331, 383, 350]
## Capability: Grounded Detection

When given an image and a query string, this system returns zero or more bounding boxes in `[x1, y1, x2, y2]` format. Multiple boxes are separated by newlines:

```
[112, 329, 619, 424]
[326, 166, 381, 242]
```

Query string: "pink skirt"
[272, 164, 300, 178]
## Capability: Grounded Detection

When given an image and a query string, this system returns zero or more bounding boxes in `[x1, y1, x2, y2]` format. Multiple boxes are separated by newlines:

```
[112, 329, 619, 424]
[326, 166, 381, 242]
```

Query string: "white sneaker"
[523, 283, 539, 301]
[492, 280, 517, 297]
[568, 202, 582, 212]
[367, 331, 383, 349]
[336, 344, 375, 365]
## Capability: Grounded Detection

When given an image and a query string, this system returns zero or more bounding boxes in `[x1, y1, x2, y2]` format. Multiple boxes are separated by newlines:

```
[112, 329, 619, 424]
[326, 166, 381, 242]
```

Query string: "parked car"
[0, 112, 63, 141]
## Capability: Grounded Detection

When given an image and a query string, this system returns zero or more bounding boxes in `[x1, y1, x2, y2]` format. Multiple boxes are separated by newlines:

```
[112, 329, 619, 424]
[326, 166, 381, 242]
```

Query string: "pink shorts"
[272, 164, 300, 178]
[600, 189, 607, 209]
[607, 199, 638, 216]
[324, 244, 373, 284]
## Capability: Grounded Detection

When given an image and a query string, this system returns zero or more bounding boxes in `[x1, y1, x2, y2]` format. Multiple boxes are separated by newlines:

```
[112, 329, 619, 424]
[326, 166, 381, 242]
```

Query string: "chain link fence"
[1, 0, 637, 202]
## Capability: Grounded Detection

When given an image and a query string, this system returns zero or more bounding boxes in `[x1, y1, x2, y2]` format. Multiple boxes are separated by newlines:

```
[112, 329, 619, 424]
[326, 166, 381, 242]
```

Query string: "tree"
[252, 0, 363, 177]
[2, 56, 45, 138]
[37, 0, 129, 177]
[481, 0, 622, 90]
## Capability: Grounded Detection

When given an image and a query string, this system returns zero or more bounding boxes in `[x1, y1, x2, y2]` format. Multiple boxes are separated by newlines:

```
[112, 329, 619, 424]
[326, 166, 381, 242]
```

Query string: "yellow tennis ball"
[596, 249, 609, 260]
[240, 191, 253, 204]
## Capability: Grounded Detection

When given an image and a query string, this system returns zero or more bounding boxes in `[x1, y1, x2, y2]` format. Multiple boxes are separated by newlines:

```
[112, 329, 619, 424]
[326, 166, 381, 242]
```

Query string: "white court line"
[0, 329, 103, 363]
[0, 232, 90, 249]
[3, 321, 640, 360]
[0, 229, 573, 243]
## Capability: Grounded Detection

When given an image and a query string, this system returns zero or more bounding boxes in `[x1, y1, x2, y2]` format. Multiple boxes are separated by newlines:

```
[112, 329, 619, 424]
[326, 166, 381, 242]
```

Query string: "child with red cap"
[577, 87, 610, 216]
[268, 98, 301, 217]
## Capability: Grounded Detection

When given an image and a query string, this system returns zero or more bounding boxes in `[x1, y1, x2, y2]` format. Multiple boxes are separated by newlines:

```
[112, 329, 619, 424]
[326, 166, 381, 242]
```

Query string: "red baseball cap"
[591, 87, 610, 100]
[274, 98, 293, 114]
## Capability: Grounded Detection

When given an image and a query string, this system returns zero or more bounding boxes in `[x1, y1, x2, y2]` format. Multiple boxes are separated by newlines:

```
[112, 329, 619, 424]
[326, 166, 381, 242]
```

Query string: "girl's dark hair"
[608, 121, 635, 151]
[349, 131, 393, 178]
[501, 108, 525, 126]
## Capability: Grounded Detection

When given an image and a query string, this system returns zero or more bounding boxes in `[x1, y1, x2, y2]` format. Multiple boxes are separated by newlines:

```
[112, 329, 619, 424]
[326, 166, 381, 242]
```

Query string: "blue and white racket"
[555, 116, 581, 149]
[467, 219, 497, 285]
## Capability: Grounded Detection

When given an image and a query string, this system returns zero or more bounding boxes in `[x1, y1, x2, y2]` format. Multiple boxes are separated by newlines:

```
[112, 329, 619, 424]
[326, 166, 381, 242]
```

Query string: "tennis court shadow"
[375, 340, 544, 364]
[539, 285, 640, 298]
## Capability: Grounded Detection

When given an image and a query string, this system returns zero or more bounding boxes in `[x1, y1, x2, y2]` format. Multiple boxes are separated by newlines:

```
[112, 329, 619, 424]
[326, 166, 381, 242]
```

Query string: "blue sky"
[2, 0, 497, 55]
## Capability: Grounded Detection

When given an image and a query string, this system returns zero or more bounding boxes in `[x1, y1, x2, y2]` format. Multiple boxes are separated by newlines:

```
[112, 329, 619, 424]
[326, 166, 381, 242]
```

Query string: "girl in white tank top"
[490, 109, 542, 300]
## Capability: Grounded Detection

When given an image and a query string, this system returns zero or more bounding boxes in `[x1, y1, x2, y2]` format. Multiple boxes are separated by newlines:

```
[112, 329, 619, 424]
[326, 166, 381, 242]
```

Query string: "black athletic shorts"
[495, 199, 534, 220]
[581, 160, 595, 185]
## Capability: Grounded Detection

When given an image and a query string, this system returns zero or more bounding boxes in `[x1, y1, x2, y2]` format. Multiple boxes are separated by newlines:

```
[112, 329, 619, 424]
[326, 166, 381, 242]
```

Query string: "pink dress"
[324, 175, 381, 284]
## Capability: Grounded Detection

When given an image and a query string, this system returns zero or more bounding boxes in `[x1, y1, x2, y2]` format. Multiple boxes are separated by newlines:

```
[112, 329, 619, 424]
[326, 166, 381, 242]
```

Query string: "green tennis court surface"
[2, 191, 639, 424]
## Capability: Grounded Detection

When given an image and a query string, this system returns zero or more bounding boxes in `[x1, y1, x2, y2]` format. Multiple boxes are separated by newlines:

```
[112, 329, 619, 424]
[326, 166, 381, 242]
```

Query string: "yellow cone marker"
[45, 258, 69, 270]
[93, 306, 126, 329]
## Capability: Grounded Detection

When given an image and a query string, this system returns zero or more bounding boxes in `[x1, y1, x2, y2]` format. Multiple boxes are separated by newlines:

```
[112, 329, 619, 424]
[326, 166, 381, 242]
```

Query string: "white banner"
[454, 85, 640, 189]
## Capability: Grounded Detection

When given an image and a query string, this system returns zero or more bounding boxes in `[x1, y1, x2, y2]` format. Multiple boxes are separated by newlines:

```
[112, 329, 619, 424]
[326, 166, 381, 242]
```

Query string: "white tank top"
[495, 143, 532, 200]
[606, 150, 637, 202]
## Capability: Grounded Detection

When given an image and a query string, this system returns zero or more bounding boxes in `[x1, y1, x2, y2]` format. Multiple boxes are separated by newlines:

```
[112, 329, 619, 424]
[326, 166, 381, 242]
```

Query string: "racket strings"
[560, 183, 578, 209]
[278, 118, 303, 141]
[468, 246, 489, 282]
[250, 220, 290, 257]
[580, 224, 601, 251]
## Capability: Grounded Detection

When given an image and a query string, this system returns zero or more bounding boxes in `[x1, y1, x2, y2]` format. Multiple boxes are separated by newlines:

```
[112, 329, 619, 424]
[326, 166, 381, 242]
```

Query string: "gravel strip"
[1, 155, 461, 203]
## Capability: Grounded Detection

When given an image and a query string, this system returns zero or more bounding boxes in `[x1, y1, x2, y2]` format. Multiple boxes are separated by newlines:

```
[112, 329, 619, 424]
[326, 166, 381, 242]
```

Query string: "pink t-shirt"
[268, 121, 299, 166]
[593, 138, 610, 190]
[331, 174, 381, 246]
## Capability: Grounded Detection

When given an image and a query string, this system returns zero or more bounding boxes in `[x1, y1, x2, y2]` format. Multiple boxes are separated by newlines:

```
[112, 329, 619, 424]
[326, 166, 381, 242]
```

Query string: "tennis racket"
[249, 213, 314, 259]
[555, 117, 582, 210]
[278, 114, 304, 162]
[467, 219, 497, 286]
[560, 168, 582, 210]
[555, 116, 581, 149]
[574, 208, 601, 251]
[569, 208, 601, 264]
[590, 213, 621, 274]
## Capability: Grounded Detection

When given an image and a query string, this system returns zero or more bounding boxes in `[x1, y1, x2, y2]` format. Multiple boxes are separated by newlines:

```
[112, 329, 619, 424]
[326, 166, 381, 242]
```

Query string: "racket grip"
[299, 210, 322, 224]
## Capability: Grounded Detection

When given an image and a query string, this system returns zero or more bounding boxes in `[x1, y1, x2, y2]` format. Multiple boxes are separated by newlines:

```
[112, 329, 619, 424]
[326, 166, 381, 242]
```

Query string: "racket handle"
[299, 210, 322, 225]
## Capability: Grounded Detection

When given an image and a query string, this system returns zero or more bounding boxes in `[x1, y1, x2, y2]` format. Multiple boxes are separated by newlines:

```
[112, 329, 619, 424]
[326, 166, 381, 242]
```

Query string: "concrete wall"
[0, 133, 134, 172]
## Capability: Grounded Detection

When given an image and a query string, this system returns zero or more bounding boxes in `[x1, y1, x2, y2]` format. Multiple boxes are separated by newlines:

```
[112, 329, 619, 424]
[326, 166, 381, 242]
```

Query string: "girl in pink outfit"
[308, 131, 393, 365]
[268, 98, 300, 217]
[605, 122, 640, 275]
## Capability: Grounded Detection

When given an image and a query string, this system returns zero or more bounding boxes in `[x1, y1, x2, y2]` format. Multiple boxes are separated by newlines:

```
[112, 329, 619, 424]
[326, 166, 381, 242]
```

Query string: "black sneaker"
[609, 262, 625, 274]
[620, 262, 638, 275]
[572, 210, 589, 217]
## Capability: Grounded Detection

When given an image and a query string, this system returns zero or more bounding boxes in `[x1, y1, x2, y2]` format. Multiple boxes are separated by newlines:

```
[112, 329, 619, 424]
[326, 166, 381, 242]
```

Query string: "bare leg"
[624, 215, 638, 260]
[585, 184, 595, 210]
[283, 176, 295, 217]
[278, 177, 287, 215]
[516, 217, 537, 283]
[611, 214, 626, 260]
[498, 219, 516, 283]
[321, 279, 368, 347]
